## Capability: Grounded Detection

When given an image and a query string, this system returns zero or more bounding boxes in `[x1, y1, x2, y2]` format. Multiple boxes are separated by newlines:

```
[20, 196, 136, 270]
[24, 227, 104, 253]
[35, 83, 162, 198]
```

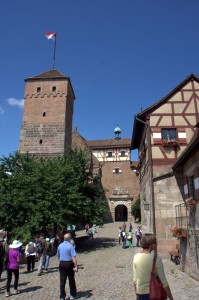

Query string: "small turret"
[114, 124, 121, 141]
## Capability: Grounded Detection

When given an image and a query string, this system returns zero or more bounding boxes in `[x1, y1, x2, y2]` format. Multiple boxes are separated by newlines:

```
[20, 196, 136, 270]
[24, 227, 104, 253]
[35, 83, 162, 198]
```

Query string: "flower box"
[139, 150, 145, 159]
[162, 139, 179, 147]
[185, 197, 198, 207]
[170, 226, 186, 238]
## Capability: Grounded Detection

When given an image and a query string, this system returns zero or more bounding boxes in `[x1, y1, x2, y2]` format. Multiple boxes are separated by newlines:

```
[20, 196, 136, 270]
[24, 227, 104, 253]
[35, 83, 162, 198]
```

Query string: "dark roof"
[131, 73, 199, 150]
[25, 70, 68, 81]
[87, 138, 131, 149]
[25, 69, 75, 99]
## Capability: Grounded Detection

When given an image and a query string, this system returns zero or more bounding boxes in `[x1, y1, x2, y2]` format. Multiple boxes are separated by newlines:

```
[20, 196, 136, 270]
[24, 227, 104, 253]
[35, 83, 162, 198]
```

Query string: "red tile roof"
[87, 138, 131, 149]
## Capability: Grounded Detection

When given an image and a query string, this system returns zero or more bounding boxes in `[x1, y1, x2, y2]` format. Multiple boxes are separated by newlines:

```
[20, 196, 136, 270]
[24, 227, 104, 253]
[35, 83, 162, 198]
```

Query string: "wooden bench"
[169, 244, 180, 265]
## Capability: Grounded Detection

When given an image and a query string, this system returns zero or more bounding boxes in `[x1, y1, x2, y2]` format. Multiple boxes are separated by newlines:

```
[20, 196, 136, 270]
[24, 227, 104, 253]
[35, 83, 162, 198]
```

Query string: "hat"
[9, 240, 22, 249]
[46, 238, 50, 242]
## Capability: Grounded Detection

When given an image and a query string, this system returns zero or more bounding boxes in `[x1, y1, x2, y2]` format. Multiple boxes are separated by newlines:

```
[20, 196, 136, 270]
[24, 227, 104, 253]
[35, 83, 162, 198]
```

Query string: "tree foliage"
[131, 195, 141, 222]
[0, 150, 106, 239]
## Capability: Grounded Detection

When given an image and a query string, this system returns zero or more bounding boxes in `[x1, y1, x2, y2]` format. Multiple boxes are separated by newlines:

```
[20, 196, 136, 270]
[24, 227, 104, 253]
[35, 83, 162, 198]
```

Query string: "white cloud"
[0, 106, 5, 115]
[7, 97, 24, 108]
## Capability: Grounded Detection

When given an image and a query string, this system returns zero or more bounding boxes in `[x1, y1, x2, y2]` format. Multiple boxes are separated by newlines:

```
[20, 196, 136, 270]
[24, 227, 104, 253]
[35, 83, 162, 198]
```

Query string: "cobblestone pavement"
[0, 222, 199, 299]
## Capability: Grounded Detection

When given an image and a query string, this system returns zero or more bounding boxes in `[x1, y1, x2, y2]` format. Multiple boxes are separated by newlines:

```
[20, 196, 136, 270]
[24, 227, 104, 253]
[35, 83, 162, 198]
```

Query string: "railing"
[175, 203, 199, 268]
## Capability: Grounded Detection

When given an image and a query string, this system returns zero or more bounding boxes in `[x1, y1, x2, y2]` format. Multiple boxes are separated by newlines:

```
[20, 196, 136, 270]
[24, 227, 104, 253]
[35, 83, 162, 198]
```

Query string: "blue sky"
[1, 0, 199, 160]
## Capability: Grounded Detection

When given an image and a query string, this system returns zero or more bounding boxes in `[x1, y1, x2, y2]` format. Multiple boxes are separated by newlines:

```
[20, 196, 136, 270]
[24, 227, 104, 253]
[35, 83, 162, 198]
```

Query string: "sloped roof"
[87, 138, 131, 149]
[25, 70, 68, 81]
[25, 69, 75, 99]
[72, 128, 100, 167]
[131, 73, 199, 150]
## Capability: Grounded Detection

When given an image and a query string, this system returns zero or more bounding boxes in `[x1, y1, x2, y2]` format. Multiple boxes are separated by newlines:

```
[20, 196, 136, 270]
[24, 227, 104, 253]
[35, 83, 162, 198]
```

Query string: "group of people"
[0, 234, 53, 297]
[118, 223, 142, 249]
[1, 224, 175, 300]
[0, 231, 78, 300]
[85, 223, 97, 238]
[117, 222, 173, 300]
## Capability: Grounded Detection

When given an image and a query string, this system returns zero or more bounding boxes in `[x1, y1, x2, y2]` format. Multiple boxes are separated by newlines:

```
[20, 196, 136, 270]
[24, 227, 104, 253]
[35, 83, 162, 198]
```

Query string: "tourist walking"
[122, 222, 126, 233]
[25, 240, 36, 272]
[5, 240, 22, 297]
[57, 233, 78, 300]
[133, 233, 174, 300]
[43, 238, 52, 271]
[135, 226, 142, 247]
[128, 222, 133, 232]
[118, 227, 122, 244]
[121, 229, 126, 249]
[85, 224, 89, 234]
[127, 231, 133, 248]
[36, 235, 47, 276]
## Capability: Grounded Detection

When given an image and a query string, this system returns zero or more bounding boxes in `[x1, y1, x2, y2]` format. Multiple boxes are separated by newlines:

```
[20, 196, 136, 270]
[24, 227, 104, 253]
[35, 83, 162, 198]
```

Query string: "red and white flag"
[45, 32, 56, 40]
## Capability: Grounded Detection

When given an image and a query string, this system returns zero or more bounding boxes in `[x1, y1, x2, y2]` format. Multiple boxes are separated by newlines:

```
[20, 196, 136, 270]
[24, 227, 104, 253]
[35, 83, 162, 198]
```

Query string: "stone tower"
[19, 70, 75, 156]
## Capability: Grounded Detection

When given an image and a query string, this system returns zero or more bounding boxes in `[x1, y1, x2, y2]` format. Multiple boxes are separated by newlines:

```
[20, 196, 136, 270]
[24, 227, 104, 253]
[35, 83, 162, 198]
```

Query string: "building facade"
[172, 124, 199, 279]
[19, 70, 75, 156]
[131, 74, 199, 254]
[87, 135, 139, 222]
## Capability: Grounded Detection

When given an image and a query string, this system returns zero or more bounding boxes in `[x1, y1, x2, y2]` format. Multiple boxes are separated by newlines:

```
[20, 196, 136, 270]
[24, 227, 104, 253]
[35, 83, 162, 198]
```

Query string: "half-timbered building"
[131, 74, 199, 254]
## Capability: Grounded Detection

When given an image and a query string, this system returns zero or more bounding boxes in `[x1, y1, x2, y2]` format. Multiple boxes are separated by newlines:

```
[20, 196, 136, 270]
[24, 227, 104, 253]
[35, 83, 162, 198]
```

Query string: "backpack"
[35, 240, 44, 254]
[46, 241, 51, 253]
[120, 231, 125, 241]
[27, 243, 35, 254]
[0, 242, 5, 259]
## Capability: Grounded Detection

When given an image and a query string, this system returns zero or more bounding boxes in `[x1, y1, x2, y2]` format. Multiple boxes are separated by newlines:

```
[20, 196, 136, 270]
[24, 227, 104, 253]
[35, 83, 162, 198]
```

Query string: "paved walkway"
[0, 222, 199, 299]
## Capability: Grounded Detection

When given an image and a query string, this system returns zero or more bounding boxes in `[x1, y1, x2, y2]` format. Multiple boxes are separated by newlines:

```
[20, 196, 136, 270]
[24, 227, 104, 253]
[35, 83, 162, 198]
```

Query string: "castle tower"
[19, 70, 75, 157]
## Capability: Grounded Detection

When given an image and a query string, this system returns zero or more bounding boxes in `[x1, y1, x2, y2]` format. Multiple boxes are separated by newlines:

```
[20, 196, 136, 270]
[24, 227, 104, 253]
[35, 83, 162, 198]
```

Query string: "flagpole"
[53, 32, 57, 69]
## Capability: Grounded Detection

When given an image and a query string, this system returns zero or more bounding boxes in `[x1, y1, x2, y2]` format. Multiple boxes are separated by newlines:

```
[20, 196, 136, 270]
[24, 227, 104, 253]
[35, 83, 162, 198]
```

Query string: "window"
[107, 151, 112, 157]
[39, 139, 43, 145]
[43, 112, 46, 117]
[162, 128, 176, 140]
[188, 176, 195, 198]
[120, 151, 126, 157]
[52, 86, 56, 92]
[37, 87, 41, 93]
[115, 168, 119, 174]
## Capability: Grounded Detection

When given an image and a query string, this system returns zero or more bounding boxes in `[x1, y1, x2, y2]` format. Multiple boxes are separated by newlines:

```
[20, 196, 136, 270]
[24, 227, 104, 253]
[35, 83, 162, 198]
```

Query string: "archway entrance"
[115, 205, 128, 221]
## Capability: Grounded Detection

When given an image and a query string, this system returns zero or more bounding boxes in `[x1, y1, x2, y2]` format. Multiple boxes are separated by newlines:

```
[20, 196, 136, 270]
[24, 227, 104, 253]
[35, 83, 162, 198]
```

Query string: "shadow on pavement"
[76, 237, 117, 253]
[71, 289, 93, 299]
[19, 285, 43, 293]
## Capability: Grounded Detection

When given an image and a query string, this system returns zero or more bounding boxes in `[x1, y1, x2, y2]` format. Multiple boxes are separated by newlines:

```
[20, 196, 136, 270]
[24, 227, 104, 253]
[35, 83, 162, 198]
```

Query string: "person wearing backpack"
[25, 240, 36, 272]
[35, 235, 46, 276]
[0, 237, 6, 280]
[43, 238, 52, 271]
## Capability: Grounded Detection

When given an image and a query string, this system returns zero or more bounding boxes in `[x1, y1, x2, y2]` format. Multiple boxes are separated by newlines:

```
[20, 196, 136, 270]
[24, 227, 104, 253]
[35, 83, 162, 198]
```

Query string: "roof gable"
[25, 70, 68, 81]
[131, 73, 199, 149]
[139, 74, 199, 117]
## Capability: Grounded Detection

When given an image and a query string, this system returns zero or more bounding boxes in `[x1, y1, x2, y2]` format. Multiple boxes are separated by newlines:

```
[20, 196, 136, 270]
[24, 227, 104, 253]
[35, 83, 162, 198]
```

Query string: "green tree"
[0, 150, 106, 239]
[131, 195, 141, 222]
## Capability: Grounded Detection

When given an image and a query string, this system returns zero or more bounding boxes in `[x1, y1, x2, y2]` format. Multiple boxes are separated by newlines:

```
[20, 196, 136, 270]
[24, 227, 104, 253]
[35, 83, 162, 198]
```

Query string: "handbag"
[149, 255, 167, 300]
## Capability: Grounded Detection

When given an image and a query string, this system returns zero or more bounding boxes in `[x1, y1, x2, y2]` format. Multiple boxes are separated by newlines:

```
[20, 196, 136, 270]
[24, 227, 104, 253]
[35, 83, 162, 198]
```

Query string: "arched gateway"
[115, 204, 128, 221]
[109, 188, 133, 222]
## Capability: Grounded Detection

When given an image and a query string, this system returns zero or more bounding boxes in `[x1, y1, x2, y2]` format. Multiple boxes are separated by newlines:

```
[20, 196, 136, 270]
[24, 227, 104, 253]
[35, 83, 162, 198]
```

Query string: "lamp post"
[136, 117, 156, 238]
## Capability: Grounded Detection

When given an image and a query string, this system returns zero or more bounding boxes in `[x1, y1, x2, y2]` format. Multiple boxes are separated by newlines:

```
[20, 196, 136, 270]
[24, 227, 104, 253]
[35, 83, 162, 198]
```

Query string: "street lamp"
[136, 117, 156, 238]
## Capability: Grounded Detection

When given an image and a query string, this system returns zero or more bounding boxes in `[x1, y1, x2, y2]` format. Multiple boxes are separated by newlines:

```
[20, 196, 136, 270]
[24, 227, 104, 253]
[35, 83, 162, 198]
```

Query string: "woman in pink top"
[5, 240, 22, 297]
